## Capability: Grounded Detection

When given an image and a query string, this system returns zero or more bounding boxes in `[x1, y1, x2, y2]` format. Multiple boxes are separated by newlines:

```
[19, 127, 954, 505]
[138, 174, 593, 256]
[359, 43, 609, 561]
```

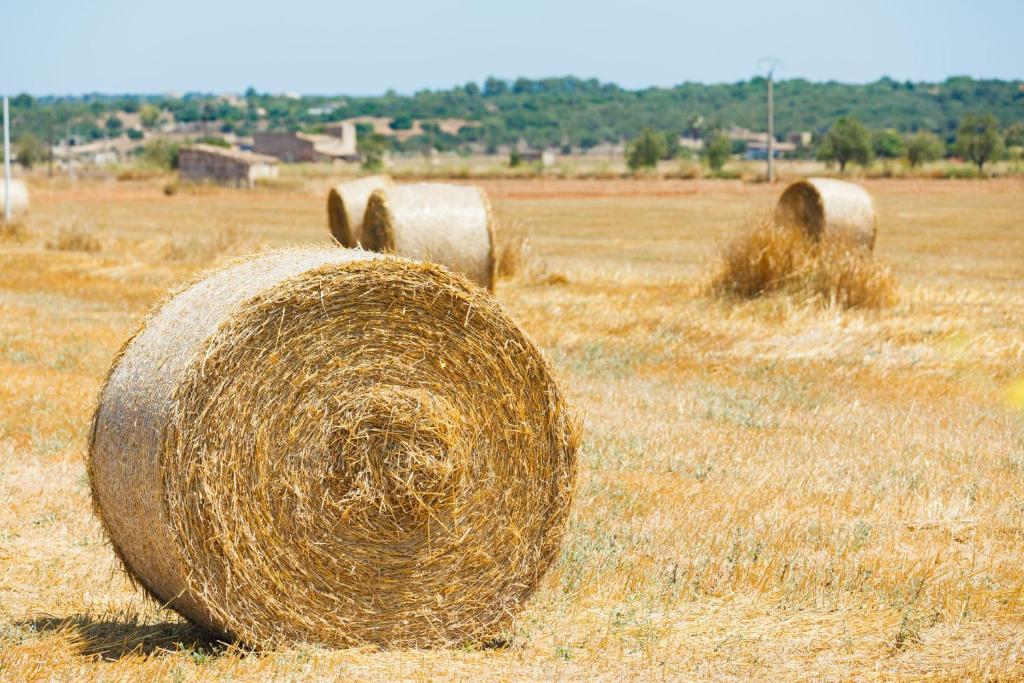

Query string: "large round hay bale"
[88, 248, 578, 648]
[326, 174, 392, 247]
[362, 183, 496, 290]
[1, 179, 29, 220]
[775, 178, 877, 250]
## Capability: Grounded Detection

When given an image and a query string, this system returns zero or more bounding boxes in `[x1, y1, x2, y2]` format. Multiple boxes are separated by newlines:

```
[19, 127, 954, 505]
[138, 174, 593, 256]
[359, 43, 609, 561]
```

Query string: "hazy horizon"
[2, 0, 1021, 97]
[13, 72, 1024, 101]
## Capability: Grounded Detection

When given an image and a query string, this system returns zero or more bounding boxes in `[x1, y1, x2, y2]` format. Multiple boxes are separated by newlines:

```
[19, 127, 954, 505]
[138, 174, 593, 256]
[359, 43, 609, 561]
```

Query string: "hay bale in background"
[88, 248, 578, 648]
[775, 178, 877, 250]
[362, 183, 496, 290]
[326, 175, 392, 247]
[1, 179, 30, 220]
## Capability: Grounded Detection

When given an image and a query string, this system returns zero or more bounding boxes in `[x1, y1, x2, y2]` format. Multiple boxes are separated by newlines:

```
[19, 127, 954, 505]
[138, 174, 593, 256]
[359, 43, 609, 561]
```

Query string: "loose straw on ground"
[88, 248, 579, 648]
[775, 177, 878, 250]
[326, 175, 392, 247]
[362, 182, 497, 290]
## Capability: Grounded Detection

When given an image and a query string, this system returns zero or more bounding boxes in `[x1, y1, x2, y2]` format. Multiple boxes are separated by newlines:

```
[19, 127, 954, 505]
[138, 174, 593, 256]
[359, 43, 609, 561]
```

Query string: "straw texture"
[326, 175, 392, 247]
[775, 178, 878, 250]
[1, 179, 29, 219]
[88, 248, 579, 648]
[362, 183, 496, 290]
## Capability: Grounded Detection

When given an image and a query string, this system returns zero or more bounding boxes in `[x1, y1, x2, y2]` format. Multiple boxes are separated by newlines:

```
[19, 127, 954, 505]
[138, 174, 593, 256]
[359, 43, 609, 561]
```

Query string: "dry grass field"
[1, 175, 1023, 681]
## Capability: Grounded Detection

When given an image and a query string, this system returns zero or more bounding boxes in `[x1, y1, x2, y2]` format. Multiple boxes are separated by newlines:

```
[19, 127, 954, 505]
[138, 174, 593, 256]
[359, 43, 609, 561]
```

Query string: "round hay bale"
[362, 183, 496, 290]
[775, 177, 877, 250]
[326, 174, 393, 247]
[88, 248, 578, 648]
[1, 179, 29, 220]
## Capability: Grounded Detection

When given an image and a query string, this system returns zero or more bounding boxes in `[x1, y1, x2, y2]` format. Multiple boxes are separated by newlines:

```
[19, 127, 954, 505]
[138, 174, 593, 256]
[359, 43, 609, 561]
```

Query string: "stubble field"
[1, 175, 1023, 681]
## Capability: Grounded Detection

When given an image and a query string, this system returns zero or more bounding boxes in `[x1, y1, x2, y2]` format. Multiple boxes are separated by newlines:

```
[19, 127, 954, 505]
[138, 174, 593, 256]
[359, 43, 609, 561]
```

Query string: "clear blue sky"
[3, 0, 1021, 96]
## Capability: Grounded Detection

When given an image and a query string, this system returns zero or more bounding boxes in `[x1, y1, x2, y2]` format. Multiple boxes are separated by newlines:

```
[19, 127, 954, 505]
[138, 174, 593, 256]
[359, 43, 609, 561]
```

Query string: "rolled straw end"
[89, 247, 578, 648]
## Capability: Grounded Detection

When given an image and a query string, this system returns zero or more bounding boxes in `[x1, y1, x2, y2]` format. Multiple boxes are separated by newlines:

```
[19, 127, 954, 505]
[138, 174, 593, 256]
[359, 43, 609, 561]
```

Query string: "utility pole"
[767, 74, 774, 183]
[759, 58, 782, 183]
[48, 113, 54, 178]
[4, 95, 11, 222]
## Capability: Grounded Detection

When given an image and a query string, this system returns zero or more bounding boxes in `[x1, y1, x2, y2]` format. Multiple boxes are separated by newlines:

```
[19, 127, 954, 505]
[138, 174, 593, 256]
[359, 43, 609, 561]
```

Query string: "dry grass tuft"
[157, 226, 242, 263]
[709, 216, 897, 308]
[47, 226, 102, 253]
[496, 236, 530, 279]
[0, 219, 31, 243]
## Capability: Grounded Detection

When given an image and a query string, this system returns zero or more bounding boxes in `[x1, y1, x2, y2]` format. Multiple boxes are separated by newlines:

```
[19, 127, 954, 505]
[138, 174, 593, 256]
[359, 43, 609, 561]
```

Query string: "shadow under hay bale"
[1, 179, 30, 221]
[88, 248, 578, 649]
[775, 177, 878, 250]
[709, 217, 897, 309]
[17, 613, 226, 661]
[362, 183, 496, 290]
[326, 174, 393, 247]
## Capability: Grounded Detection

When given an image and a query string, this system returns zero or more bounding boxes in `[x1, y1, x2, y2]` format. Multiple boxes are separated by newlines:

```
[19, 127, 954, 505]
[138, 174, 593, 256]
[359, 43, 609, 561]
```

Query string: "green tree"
[389, 115, 413, 131]
[955, 113, 1004, 173]
[904, 131, 944, 167]
[105, 115, 123, 133]
[359, 134, 389, 171]
[817, 116, 872, 172]
[871, 129, 904, 159]
[196, 136, 230, 148]
[483, 77, 508, 97]
[139, 139, 180, 169]
[15, 133, 44, 169]
[662, 133, 680, 160]
[139, 104, 161, 129]
[703, 132, 731, 173]
[1003, 122, 1024, 148]
[626, 128, 667, 170]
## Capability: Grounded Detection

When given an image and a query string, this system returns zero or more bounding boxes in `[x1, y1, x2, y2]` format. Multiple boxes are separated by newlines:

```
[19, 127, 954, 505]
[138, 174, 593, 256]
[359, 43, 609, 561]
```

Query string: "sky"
[2, 0, 1021, 96]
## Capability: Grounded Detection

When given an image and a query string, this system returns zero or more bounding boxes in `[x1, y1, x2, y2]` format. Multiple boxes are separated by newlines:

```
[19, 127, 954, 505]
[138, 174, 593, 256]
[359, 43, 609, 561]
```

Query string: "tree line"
[624, 113, 1022, 173]
[3, 76, 1022, 165]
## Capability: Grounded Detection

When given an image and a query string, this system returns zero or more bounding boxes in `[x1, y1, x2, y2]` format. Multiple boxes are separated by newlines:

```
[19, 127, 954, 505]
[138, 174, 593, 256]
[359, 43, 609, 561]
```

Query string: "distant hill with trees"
[6, 76, 1023, 154]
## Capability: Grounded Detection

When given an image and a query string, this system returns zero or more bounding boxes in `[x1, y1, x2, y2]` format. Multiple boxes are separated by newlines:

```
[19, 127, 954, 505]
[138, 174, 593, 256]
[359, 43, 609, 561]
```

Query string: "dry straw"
[326, 175, 393, 247]
[1, 179, 29, 219]
[710, 216, 898, 309]
[775, 178, 878, 250]
[362, 183, 496, 290]
[88, 248, 579, 648]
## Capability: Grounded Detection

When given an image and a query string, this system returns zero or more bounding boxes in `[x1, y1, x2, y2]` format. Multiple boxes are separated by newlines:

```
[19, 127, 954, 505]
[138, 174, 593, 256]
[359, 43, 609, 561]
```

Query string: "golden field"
[1, 175, 1023, 681]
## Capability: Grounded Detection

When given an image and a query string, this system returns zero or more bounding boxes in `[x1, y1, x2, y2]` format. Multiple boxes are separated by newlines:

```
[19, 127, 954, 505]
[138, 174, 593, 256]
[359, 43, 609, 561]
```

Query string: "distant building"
[678, 137, 704, 152]
[726, 126, 798, 159]
[518, 149, 558, 167]
[323, 121, 357, 149]
[253, 127, 358, 163]
[745, 140, 797, 159]
[786, 131, 814, 148]
[52, 136, 142, 167]
[513, 138, 558, 167]
[178, 144, 279, 187]
[581, 140, 626, 158]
